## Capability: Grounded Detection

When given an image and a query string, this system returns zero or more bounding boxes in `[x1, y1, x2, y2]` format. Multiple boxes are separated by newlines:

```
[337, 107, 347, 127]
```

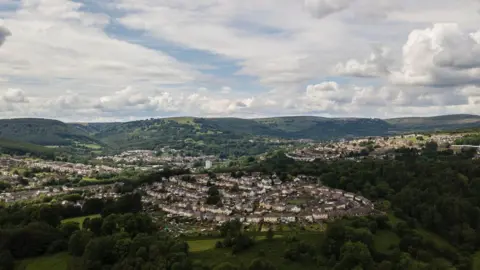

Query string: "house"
[215, 215, 228, 223]
[301, 215, 313, 222]
[313, 212, 328, 220]
[246, 215, 263, 224]
[287, 205, 301, 213]
[264, 215, 279, 223]
[281, 215, 296, 223]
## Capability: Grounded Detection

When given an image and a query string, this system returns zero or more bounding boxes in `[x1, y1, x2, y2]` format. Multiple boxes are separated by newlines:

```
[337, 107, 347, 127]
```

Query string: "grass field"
[81, 177, 100, 182]
[416, 228, 456, 252]
[15, 252, 69, 270]
[79, 143, 102, 149]
[473, 251, 480, 270]
[386, 213, 457, 253]
[188, 238, 223, 252]
[62, 214, 100, 228]
[373, 230, 400, 253]
[190, 233, 321, 270]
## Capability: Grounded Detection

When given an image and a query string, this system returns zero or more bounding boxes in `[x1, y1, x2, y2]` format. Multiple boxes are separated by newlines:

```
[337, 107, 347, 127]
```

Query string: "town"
[286, 133, 480, 161]
[143, 173, 374, 227]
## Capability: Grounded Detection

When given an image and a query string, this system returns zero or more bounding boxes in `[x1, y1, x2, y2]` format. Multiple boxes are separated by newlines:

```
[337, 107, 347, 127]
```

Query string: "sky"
[1, 0, 480, 122]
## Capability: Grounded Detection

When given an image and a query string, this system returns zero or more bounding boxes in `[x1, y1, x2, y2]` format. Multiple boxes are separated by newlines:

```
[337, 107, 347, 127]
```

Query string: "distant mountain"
[0, 118, 100, 146]
[386, 114, 480, 132]
[0, 114, 479, 153]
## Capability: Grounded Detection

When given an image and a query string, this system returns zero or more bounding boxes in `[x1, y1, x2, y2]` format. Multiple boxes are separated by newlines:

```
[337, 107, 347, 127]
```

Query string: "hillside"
[0, 138, 55, 158]
[0, 118, 100, 146]
[386, 114, 480, 132]
[0, 114, 479, 154]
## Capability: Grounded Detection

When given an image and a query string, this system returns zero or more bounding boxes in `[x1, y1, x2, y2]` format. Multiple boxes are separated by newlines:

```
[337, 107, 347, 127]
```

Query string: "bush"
[46, 239, 68, 254]
[215, 241, 224, 249]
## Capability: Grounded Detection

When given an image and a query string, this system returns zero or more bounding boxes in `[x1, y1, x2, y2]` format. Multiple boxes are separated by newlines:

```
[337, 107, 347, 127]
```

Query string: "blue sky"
[0, 0, 479, 121]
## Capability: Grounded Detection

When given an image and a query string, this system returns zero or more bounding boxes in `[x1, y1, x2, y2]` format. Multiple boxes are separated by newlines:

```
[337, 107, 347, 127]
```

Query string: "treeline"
[318, 216, 464, 269]
[67, 213, 195, 270]
[455, 134, 480, 145]
[248, 149, 480, 263]
[0, 193, 143, 268]
[0, 138, 55, 159]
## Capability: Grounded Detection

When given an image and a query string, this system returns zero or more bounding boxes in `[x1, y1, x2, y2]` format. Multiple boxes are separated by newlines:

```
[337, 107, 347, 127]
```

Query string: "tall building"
[205, 160, 212, 169]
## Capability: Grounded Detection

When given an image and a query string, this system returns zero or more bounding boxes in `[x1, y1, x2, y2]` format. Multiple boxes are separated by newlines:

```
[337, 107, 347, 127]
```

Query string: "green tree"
[0, 250, 14, 270]
[266, 228, 274, 241]
[248, 258, 277, 270]
[334, 241, 373, 270]
[213, 262, 239, 270]
[68, 230, 93, 256]
[59, 222, 80, 238]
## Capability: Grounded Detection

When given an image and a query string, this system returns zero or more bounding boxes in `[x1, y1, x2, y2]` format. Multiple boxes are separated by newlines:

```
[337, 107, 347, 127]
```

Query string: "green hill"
[386, 114, 480, 132]
[0, 138, 55, 158]
[0, 118, 100, 146]
[0, 114, 479, 155]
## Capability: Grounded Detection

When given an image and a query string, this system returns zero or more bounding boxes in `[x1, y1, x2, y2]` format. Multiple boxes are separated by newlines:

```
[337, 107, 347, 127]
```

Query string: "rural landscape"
[2, 0, 480, 269]
[0, 115, 479, 270]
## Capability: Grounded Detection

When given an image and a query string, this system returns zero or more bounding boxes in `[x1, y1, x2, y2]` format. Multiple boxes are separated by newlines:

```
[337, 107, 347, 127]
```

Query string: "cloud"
[1, 0, 480, 120]
[304, 0, 355, 19]
[221, 86, 232, 94]
[334, 46, 392, 77]
[390, 23, 480, 87]
[2, 88, 28, 103]
[0, 25, 11, 47]
[0, 0, 196, 97]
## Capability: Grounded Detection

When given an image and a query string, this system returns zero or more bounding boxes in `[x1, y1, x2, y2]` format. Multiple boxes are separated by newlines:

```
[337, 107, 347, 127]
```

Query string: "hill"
[0, 138, 55, 158]
[0, 114, 479, 155]
[0, 118, 100, 146]
[386, 114, 480, 132]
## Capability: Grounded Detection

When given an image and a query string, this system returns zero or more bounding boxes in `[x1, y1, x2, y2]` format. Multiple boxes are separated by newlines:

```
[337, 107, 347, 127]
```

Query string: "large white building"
[205, 160, 212, 169]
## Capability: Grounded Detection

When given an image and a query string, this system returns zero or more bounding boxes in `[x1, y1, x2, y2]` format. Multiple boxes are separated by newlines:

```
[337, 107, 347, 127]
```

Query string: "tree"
[88, 217, 103, 236]
[59, 222, 80, 238]
[266, 228, 274, 241]
[248, 258, 277, 270]
[334, 241, 373, 270]
[206, 186, 221, 205]
[68, 230, 93, 256]
[213, 262, 239, 270]
[0, 250, 14, 270]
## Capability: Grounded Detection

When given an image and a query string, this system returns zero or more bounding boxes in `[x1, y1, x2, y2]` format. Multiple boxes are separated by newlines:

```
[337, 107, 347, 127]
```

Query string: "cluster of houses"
[142, 173, 374, 225]
[0, 183, 118, 203]
[287, 133, 473, 162]
[0, 156, 121, 177]
[96, 150, 217, 169]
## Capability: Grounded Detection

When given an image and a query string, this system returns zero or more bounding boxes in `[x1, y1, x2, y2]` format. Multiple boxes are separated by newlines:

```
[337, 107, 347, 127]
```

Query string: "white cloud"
[1, 0, 480, 120]
[334, 46, 392, 77]
[0, 0, 196, 97]
[390, 23, 480, 87]
[2, 88, 28, 103]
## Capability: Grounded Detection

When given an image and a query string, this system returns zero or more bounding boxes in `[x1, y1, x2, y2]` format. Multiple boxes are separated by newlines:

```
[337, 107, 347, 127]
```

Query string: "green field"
[188, 238, 223, 252]
[78, 143, 102, 149]
[373, 230, 400, 253]
[190, 233, 321, 270]
[62, 214, 100, 228]
[473, 251, 480, 270]
[81, 177, 100, 182]
[416, 228, 457, 252]
[15, 252, 69, 270]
